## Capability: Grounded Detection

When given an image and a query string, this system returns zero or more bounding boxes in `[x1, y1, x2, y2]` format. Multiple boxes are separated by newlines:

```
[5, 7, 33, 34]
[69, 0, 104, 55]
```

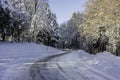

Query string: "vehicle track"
[30, 50, 116, 80]
[30, 50, 71, 80]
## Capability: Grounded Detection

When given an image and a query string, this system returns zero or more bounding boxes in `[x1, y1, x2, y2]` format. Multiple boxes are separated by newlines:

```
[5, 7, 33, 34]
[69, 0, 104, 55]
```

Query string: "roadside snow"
[33, 50, 120, 80]
[58, 50, 120, 80]
[0, 43, 60, 80]
[0, 43, 120, 80]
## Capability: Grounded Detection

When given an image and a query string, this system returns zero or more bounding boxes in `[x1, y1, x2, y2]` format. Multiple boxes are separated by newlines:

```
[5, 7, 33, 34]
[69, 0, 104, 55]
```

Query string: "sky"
[49, 0, 88, 24]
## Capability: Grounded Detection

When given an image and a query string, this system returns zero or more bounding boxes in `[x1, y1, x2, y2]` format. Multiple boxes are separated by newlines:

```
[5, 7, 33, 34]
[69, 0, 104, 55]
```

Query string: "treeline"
[0, 0, 120, 56]
[0, 0, 59, 47]
[58, 13, 84, 49]
[59, 0, 120, 56]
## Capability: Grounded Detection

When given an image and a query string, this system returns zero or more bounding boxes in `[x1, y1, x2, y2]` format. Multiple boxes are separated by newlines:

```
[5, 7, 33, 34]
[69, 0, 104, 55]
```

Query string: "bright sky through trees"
[49, 0, 88, 24]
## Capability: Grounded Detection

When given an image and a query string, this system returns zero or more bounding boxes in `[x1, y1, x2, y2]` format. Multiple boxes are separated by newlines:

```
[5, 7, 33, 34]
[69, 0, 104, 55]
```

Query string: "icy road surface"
[31, 50, 120, 80]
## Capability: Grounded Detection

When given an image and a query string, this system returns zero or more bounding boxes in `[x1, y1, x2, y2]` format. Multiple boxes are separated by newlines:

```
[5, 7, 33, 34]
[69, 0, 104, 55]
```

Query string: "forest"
[0, 0, 120, 56]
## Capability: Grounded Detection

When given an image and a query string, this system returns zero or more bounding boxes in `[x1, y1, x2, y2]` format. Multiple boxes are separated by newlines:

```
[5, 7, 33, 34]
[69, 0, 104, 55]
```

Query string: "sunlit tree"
[82, 0, 120, 55]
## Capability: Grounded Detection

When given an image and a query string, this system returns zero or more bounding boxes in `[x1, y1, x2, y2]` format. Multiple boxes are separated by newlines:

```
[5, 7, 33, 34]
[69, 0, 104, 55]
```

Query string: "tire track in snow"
[30, 50, 71, 80]
[30, 50, 117, 80]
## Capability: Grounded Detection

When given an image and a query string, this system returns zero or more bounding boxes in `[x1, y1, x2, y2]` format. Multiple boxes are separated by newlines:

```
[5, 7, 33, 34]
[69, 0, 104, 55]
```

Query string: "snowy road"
[1, 43, 120, 80]
[0, 43, 61, 80]
[30, 51, 117, 80]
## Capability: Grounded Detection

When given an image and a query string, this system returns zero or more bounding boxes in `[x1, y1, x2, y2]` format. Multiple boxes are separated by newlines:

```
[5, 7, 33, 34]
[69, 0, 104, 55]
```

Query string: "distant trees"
[58, 0, 120, 56]
[59, 12, 84, 49]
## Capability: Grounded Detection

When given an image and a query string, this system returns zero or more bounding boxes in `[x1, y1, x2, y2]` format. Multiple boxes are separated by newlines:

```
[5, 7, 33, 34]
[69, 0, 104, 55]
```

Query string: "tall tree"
[35, 2, 59, 46]
[82, 0, 120, 55]
[0, 0, 14, 41]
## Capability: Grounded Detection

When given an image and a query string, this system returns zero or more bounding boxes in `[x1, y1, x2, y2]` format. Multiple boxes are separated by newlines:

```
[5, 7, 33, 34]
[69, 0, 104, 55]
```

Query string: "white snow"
[0, 43, 120, 80]
[50, 50, 120, 80]
[37, 50, 120, 80]
[0, 43, 61, 80]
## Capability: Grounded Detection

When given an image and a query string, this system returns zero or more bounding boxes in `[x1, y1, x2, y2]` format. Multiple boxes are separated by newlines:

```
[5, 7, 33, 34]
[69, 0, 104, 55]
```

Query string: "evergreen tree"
[29, 0, 59, 46]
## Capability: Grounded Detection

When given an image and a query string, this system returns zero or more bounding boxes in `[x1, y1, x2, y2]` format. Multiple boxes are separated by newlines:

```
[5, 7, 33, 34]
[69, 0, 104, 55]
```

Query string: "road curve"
[30, 51, 115, 80]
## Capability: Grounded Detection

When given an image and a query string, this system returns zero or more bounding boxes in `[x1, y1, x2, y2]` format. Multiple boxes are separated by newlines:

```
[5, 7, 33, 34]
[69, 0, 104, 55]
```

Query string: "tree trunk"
[17, 30, 20, 42]
[2, 33, 5, 41]
[1, 27, 5, 41]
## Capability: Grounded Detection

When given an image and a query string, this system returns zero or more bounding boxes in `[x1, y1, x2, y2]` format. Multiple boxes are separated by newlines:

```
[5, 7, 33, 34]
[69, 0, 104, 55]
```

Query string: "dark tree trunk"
[2, 33, 5, 41]
[1, 27, 5, 41]
[17, 30, 21, 42]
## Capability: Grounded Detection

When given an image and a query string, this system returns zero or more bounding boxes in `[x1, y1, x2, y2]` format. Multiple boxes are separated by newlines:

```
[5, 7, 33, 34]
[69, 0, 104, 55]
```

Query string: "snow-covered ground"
[63, 51, 120, 80]
[0, 43, 61, 80]
[31, 50, 120, 80]
[0, 43, 120, 80]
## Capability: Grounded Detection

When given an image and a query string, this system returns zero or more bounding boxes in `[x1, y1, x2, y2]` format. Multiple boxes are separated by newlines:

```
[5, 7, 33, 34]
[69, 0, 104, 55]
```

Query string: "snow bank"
[0, 43, 60, 80]
[74, 50, 120, 79]
[0, 43, 59, 58]
[94, 52, 120, 79]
